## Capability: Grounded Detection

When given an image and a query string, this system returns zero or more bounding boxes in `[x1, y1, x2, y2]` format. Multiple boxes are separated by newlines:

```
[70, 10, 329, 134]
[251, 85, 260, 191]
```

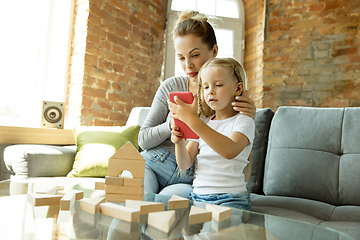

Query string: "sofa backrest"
[126, 107, 151, 127]
[262, 106, 360, 206]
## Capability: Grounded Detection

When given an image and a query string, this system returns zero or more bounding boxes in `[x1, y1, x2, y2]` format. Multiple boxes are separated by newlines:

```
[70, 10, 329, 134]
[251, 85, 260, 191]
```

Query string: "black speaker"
[41, 101, 64, 129]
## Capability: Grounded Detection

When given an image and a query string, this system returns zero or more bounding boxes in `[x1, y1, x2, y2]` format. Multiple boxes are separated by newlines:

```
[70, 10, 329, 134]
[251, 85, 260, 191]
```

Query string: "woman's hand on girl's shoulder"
[232, 90, 256, 119]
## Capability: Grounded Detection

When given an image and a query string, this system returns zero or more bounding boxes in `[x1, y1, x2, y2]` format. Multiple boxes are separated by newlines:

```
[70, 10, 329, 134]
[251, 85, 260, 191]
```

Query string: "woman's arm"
[138, 77, 187, 150]
[138, 93, 171, 150]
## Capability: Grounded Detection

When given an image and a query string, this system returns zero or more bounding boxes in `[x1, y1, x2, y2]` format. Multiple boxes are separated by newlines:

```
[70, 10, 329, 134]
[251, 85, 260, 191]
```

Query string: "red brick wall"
[243, 0, 266, 107]
[65, 0, 167, 127]
[263, 0, 360, 110]
[64, 0, 360, 128]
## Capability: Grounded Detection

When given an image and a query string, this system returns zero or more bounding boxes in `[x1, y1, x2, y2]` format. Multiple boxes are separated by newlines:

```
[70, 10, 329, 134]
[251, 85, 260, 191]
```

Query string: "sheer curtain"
[0, 0, 73, 127]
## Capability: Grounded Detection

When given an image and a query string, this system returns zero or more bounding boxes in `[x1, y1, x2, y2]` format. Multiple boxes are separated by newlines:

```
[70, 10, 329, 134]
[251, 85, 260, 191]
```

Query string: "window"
[0, 0, 74, 127]
[164, 0, 245, 79]
[171, 0, 239, 19]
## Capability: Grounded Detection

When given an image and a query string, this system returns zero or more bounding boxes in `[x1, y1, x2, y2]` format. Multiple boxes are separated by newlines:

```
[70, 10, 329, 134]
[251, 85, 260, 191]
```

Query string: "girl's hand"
[232, 90, 256, 119]
[170, 121, 184, 144]
[168, 94, 198, 124]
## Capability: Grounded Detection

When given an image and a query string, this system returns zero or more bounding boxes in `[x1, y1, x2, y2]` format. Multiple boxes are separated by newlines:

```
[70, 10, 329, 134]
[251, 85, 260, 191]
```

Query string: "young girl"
[169, 58, 255, 210]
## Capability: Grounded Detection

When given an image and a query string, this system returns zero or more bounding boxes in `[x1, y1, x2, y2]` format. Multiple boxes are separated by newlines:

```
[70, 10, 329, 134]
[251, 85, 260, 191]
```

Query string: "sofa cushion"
[252, 205, 323, 226]
[319, 222, 360, 240]
[251, 193, 360, 239]
[261, 215, 325, 240]
[67, 125, 140, 177]
[263, 107, 348, 205]
[251, 194, 335, 222]
[247, 108, 274, 194]
[330, 206, 360, 222]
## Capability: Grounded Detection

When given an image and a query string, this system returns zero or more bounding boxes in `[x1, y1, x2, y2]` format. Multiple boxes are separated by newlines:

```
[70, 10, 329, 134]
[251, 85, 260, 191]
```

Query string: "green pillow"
[67, 125, 140, 177]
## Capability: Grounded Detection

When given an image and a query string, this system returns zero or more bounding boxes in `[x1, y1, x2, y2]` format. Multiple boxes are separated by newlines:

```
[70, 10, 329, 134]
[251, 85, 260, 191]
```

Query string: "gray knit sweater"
[138, 76, 189, 155]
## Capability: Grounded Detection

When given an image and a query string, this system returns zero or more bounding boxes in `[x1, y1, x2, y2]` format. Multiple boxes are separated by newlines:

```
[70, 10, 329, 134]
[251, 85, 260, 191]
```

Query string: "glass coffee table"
[0, 179, 355, 240]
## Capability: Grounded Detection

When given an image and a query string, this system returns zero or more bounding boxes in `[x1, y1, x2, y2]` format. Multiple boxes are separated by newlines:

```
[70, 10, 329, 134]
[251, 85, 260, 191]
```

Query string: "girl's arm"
[189, 119, 249, 159]
[169, 96, 249, 160]
[170, 121, 198, 170]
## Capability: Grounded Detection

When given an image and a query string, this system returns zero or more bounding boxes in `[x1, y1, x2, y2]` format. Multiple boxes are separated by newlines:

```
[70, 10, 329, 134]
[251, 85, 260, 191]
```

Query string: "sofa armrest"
[247, 108, 275, 194]
[4, 144, 76, 178]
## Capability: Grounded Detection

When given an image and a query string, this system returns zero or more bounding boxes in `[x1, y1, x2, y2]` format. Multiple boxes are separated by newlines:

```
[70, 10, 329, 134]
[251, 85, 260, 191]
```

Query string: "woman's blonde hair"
[172, 10, 217, 50]
[197, 58, 248, 117]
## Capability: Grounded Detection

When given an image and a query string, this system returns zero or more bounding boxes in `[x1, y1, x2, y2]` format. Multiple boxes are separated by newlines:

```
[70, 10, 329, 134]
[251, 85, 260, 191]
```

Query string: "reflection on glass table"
[12, 192, 353, 240]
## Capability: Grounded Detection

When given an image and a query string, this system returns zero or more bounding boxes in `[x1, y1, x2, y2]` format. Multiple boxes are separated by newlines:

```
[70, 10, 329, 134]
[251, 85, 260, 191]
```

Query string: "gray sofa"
[249, 107, 360, 240]
[3, 106, 360, 239]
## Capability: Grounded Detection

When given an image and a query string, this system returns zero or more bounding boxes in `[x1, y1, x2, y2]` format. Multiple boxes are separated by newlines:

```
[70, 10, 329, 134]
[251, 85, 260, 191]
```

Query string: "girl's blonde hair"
[197, 58, 248, 117]
[172, 10, 217, 50]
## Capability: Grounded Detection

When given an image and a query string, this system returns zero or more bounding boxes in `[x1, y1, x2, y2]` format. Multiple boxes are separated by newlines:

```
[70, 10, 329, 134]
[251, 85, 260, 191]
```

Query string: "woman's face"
[174, 34, 218, 82]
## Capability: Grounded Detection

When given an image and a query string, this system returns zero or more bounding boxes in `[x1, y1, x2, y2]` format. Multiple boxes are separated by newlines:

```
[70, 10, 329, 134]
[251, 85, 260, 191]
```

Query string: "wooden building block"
[206, 204, 232, 222]
[211, 218, 231, 232]
[114, 220, 141, 234]
[219, 224, 276, 240]
[57, 189, 84, 201]
[95, 181, 105, 190]
[98, 213, 113, 228]
[105, 176, 124, 186]
[100, 202, 140, 222]
[107, 159, 145, 178]
[105, 193, 144, 202]
[188, 206, 212, 225]
[107, 141, 145, 178]
[46, 205, 61, 218]
[110, 141, 145, 161]
[123, 177, 144, 187]
[27, 193, 63, 207]
[36, 186, 57, 195]
[105, 176, 144, 187]
[56, 186, 65, 191]
[105, 185, 144, 195]
[60, 190, 78, 211]
[125, 200, 165, 215]
[80, 197, 105, 214]
[168, 195, 189, 210]
[79, 209, 99, 225]
[148, 210, 175, 233]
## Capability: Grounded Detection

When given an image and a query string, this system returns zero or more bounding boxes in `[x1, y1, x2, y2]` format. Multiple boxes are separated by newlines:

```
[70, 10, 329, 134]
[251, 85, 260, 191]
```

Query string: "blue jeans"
[189, 191, 252, 211]
[141, 146, 195, 198]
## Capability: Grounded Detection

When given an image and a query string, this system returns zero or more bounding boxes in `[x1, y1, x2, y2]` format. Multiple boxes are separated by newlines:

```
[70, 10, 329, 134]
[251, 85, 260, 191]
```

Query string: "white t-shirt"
[190, 113, 255, 194]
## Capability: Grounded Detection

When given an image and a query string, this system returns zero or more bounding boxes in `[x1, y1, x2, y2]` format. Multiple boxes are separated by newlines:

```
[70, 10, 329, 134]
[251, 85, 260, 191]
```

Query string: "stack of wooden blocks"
[103, 141, 145, 202]
[27, 186, 84, 212]
[26, 141, 235, 235]
[89, 141, 233, 232]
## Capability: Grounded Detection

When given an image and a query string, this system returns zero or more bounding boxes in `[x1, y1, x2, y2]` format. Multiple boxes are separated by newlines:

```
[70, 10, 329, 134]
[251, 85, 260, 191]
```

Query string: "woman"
[138, 10, 256, 198]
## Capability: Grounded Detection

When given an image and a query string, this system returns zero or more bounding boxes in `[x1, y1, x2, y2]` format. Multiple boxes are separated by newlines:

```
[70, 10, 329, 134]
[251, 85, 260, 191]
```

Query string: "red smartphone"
[169, 92, 199, 139]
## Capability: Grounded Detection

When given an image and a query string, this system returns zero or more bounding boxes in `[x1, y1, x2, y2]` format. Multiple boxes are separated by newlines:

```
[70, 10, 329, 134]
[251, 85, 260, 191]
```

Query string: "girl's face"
[174, 34, 218, 82]
[201, 67, 243, 114]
